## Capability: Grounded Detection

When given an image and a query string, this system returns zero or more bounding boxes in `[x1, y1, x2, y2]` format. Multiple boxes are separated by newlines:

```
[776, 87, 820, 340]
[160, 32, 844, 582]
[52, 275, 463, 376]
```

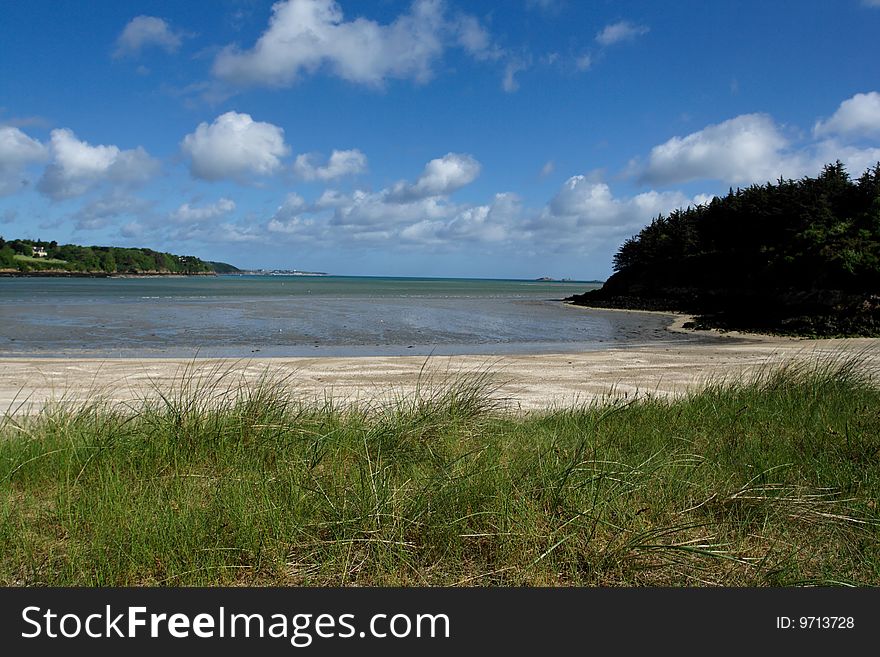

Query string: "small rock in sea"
[407, 345, 413, 348]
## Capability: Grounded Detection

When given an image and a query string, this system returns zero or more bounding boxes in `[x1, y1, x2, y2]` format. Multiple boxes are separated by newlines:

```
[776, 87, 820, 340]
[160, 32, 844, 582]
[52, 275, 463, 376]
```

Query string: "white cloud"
[812, 139, 880, 179]
[213, 0, 493, 88]
[539, 160, 555, 178]
[265, 151, 703, 253]
[0, 126, 48, 196]
[37, 128, 158, 200]
[313, 189, 349, 209]
[332, 191, 455, 228]
[639, 114, 793, 186]
[114, 16, 185, 58]
[181, 111, 290, 181]
[265, 173, 704, 253]
[814, 91, 880, 139]
[266, 215, 317, 237]
[862, 1, 880, 7]
[273, 192, 307, 218]
[596, 21, 649, 47]
[455, 15, 498, 61]
[398, 193, 521, 245]
[637, 104, 880, 188]
[269, 190, 493, 246]
[502, 58, 528, 93]
[546, 176, 689, 230]
[72, 194, 155, 231]
[266, 197, 315, 235]
[387, 152, 481, 201]
[173, 220, 263, 245]
[172, 197, 236, 223]
[293, 149, 367, 181]
[267, 153, 482, 243]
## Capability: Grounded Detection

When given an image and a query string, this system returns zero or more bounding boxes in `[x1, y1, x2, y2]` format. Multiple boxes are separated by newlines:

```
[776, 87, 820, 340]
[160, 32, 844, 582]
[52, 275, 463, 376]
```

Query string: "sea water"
[0, 275, 709, 357]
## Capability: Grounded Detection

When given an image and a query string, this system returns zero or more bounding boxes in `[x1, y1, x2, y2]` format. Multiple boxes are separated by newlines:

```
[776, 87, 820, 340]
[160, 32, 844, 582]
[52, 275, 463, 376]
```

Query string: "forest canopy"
[568, 162, 880, 336]
[0, 238, 237, 275]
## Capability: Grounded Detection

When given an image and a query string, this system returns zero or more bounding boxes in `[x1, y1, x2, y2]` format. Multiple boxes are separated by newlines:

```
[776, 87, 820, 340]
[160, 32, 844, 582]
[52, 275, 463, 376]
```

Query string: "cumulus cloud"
[545, 176, 690, 232]
[172, 197, 236, 223]
[265, 147, 703, 254]
[273, 190, 451, 240]
[397, 193, 521, 246]
[812, 139, 880, 179]
[387, 152, 481, 201]
[266, 193, 315, 236]
[636, 101, 880, 188]
[293, 149, 367, 181]
[181, 111, 290, 181]
[72, 194, 155, 231]
[272, 192, 307, 218]
[814, 91, 880, 139]
[596, 21, 649, 47]
[0, 125, 48, 196]
[37, 128, 159, 200]
[212, 0, 494, 88]
[514, 176, 701, 255]
[267, 152, 483, 244]
[270, 191, 479, 245]
[114, 16, 186, 58]
[638, 114, 792, 186]
[265, 173, 704, 253]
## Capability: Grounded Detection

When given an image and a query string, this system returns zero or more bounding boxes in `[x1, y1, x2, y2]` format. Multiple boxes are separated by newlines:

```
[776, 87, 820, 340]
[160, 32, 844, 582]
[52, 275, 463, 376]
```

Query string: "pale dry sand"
[2, 329, 878, 414]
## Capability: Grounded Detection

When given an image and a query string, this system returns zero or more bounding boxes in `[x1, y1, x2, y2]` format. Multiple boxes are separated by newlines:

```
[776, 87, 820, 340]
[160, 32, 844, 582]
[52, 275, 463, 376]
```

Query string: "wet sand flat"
[2, 335, 877, 414]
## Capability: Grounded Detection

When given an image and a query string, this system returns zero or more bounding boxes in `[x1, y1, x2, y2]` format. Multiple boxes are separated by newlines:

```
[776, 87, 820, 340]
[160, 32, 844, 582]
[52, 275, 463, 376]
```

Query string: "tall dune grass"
[1, 355, 878, 586]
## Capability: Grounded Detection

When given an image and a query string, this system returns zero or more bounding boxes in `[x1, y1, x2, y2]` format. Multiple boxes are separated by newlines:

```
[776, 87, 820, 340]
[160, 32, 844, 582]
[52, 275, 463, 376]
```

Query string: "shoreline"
[2, 295, 875, 413]
[3, 337, 876, 414]
[0, 270, 217, 278]
[560, 300, 803, 342]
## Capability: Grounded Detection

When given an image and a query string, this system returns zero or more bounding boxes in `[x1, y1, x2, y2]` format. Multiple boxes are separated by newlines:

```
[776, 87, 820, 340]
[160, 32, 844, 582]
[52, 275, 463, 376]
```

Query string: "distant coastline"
[0, 269, 217, 278]
[0, 237, 239, 277]
[236, 269, 329, 277]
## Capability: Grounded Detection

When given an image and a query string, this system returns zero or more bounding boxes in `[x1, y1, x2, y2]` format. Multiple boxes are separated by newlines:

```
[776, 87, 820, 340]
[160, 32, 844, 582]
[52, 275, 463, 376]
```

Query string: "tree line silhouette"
[569, 162, 880, 336]
[0, 238, 221, 275]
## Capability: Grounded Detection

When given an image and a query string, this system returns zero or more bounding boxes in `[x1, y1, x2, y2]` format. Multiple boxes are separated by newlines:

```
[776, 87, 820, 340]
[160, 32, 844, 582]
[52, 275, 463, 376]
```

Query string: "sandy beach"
[3, 329, 877, 414]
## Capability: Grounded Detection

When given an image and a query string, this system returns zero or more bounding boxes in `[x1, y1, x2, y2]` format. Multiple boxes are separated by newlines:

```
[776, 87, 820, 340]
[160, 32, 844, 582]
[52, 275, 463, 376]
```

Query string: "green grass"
[12, 254, 68, 266]
[1, 355, 878, 586]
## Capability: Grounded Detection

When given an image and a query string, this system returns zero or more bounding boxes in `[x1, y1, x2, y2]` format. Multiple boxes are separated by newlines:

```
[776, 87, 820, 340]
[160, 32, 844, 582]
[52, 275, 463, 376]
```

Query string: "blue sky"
[1, 0, 880, 279]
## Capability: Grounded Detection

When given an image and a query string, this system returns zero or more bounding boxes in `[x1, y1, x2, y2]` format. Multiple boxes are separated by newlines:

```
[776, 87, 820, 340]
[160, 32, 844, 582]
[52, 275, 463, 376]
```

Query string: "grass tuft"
[1, 355, 878, 586]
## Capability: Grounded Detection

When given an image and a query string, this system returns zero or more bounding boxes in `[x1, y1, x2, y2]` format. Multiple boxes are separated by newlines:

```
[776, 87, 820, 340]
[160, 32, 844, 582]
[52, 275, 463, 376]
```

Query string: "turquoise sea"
[0, 275, 707, 357]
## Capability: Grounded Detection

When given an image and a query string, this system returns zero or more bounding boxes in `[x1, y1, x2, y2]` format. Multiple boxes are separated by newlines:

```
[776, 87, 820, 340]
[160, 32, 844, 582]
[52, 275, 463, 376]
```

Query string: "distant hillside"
[568, 162, 880, 337]
[0, 238, 238, 276]
[206, 261, 241, 274]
